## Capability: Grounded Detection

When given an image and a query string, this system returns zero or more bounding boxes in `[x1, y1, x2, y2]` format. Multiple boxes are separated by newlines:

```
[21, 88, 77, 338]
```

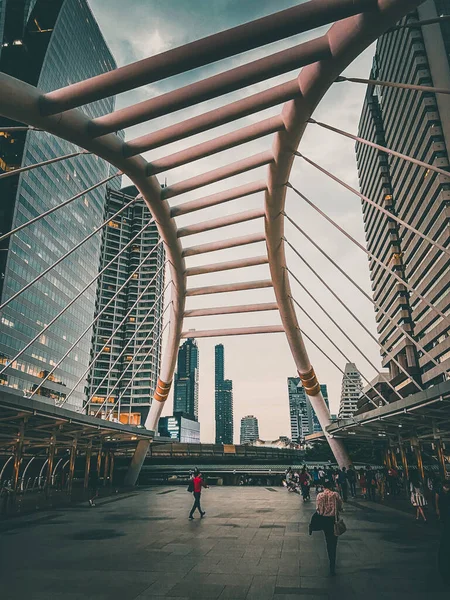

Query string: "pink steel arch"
[0, 0, 421, 479]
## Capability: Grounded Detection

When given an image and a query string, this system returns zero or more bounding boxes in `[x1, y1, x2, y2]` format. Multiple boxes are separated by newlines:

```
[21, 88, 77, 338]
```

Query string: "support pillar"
[384, 446, 392, 470]
[124, 439, 150, 486]
[45, 434, 56, 498]
[413, 439, 425, 482]
[390, 448, 398, 469]
[103, 451, 110, 487]
[67, 438, 77, 495]
[84, 442, 92, 490]
[12, 421, 25, 493]
[436, 439, 447, 480]
[109, 451, 115, 486]
[399, 439, 409, 480]
[96, 445, 103, 484]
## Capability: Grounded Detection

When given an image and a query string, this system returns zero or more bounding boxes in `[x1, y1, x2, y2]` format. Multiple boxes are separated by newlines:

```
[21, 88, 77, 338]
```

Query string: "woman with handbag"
[315, 479, 344, 576]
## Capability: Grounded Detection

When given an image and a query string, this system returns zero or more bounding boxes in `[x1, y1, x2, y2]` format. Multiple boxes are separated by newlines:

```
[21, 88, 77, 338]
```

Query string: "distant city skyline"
[215, 344, 233, 444]
[173, 338, 199, 421]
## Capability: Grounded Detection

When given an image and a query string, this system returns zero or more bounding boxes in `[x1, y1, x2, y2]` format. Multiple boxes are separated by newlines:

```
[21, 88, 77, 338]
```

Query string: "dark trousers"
[189, 491, 203, 517]
[340, 482, 348, 502]
[368, 485, 376, 501]
[349, 480, 356, 497]
[322, 516, 338, 572]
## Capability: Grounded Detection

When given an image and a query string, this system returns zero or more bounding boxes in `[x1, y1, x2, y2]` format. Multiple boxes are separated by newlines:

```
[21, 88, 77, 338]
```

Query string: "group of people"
[285, 465, 358, 502]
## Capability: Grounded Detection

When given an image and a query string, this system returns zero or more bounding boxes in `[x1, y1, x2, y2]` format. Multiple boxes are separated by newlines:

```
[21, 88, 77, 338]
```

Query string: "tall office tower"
[288, 378, 329, 440]
[86, 186, 165, 425]
[356, 0, 450, 398]
[240, 415, 259, 445]
[288, 377, 308, 442]
[215, 344, 233, 444]
[0, 0, 118, 411]
[173, 338, 199, 420]
[338, 363, 363, 419]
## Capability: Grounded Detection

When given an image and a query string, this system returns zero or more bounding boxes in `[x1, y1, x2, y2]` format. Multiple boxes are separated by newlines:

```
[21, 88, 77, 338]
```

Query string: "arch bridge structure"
[1, 0, 447, 484]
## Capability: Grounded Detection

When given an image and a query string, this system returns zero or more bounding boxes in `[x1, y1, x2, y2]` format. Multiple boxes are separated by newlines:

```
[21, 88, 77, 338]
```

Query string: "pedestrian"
[315, 479, 343, 576]
[312, 467, 320, 492]
[365, 466, 377, 501]
[88, 468, 99, 507]
[410, 477, 427, 522]
[347, 466, 357, 498]
[436, 479, 450, 583]
[359, 468, 367, 499]
[337, 467, 348, 502]
[189, 468, 208, 520]
[299, 466, 311, 501]
[376, 469, 386, 501]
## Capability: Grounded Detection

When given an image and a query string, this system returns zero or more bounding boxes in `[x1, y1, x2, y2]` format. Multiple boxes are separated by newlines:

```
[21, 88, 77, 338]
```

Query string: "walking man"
[347, 466, 357, 498]
[338, 467, 348, 502]
[189, 468, 208, 520]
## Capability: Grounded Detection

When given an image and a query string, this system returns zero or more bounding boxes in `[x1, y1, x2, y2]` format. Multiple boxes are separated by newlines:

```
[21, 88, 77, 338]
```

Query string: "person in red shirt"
[189, 468, 208, 520]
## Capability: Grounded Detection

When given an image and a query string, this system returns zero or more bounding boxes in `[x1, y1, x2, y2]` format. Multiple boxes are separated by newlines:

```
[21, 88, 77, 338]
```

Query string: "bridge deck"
[0, 486, 446, 599]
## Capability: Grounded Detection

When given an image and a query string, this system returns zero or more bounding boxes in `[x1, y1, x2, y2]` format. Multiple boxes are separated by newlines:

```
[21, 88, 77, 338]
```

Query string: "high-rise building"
[0, 0, 118, 411]
[240, 415, 259, 445]
[288, 378, 329, 440]
[173, 338, 199, 420]
[158, 412, 200, 444]
[356, 1, 450, 398]
[338, 363, 363, 419]
[86, 186, 165, 425]
[215, 344, 233, 444]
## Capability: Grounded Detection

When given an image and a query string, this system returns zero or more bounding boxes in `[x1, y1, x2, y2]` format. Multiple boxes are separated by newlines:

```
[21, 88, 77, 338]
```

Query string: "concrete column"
[45, 435, 56, 498]
[67, 438, 77, 495]
[103, 451, 110, 487]
[124, 440, 150, 486]
[84, 442, 92, 490]
[390, 448, 398, 470]
[399, 440, 409, 480]
[435, 439, 447, 480]
[12, 421, 25, 493]
[384, 446, 392, 470]
[109, 452, 115, 485]
[414, 443, 425, 482]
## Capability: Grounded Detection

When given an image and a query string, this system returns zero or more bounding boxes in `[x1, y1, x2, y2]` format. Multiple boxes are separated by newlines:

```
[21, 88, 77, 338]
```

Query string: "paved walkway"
[0, 486, 447, 599]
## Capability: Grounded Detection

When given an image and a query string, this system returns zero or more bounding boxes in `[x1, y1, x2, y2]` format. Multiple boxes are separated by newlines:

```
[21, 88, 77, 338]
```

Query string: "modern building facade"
[173, 338, 199, 420]
[356, 0, 450, 399]
[86, 186, 165, 425]
[338, 363, 363, 419]
[0, 0, 118, 411]
[288, 377, 329, 441]
[240, 415, 259, 445]
[158, 412, 200, 444]
[215, 344, 233, 444]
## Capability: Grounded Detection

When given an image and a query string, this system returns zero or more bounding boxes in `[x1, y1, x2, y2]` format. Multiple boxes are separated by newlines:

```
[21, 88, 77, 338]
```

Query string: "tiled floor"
[0, 486, 447, 599]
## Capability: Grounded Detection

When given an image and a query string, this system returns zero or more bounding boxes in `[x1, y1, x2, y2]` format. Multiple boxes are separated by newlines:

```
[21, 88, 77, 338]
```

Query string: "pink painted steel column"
[264, 0, 422, 467]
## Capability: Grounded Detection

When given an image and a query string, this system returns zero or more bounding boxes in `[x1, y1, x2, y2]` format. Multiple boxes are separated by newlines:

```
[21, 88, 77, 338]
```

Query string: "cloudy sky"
[88, 0, 381, 443]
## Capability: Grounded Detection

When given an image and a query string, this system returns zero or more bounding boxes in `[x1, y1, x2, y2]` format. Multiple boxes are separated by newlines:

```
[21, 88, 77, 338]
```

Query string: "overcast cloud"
[87, 0, 381, 443]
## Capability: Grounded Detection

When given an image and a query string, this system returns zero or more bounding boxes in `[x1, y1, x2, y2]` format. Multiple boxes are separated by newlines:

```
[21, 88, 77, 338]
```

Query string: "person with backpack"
[188, 468, 208, 520]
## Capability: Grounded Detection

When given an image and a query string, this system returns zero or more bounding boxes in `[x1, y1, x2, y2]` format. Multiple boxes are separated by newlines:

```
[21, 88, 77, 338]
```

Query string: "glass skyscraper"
[86, 185, 165, 426]
[215, 344, 233, 444]
[0, 0, 118, 411]
[288, 377, 329, 441]
[173, 338, 199, 420]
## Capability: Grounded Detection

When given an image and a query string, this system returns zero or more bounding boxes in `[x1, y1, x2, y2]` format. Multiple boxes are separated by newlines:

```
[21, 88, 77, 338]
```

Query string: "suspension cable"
[284, 240, 411, 400]
[285, 216, 423, 391]
[0, 150, 90, 181]
[0, 212, 155, 378]
[335, 75, 450, 96]
[291, 297, 380, 409]
[0, 172, 121, 243]
[30, 246, 166, 400]
[387, 15, 450, 31]
[59, 256, 167, 407]
[290, 295, 382, 408]
[308, 118, 450, 179]
[103, 319, 171, 421]
[0, 185, 136, 311]
[285, 184, 444, 368]
[295, 153, 450, 259]
[287, 265, 401, 403]
[87, 282, 171, 409]
[92, 305, 169, 416]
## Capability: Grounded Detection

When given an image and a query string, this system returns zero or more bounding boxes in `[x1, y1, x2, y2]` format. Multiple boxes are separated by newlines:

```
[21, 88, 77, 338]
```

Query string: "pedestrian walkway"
[0, 486, 446, 599]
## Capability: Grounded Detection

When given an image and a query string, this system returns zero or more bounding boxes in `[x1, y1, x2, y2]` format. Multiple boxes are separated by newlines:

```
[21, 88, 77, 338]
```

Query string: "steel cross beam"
[0, 0, 420, 474]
